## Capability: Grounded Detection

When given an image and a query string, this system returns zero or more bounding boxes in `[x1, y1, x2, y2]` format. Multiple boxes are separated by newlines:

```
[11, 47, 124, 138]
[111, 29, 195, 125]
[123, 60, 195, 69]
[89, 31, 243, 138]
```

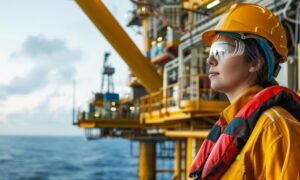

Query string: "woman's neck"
[225, 84, 252, 104]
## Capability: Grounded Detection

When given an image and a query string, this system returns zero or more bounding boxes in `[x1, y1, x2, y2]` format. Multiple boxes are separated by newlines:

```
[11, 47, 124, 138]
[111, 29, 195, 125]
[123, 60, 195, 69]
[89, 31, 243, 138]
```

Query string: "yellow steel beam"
[78, 119, 143, 129]
[165, 130, 209, 138]
[140, 108, 221, 124]
[75, 0, 162, 93]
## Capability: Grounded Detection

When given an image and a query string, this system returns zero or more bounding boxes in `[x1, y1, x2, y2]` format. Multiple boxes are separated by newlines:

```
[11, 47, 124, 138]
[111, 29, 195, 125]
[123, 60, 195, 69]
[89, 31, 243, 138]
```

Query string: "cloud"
[1, 95, 80, 135]
[1, 35, 82, 100]
[6, 101, 68, 125]
[0, 89, 82, 136]
[1, 66, 48, 96]
[12, 34, 82, 66]
[12, 35, 67, 58]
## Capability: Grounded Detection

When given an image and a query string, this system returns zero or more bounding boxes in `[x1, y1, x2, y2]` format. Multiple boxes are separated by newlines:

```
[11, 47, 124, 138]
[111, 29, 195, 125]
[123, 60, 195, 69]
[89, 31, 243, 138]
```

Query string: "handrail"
[178, 74, 211, 109]
[140, 73, 219, 116]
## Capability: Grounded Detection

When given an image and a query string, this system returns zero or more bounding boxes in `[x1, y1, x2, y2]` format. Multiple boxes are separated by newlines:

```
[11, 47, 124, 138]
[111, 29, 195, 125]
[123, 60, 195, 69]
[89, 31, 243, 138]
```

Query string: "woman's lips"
[208, 71, 219, 78]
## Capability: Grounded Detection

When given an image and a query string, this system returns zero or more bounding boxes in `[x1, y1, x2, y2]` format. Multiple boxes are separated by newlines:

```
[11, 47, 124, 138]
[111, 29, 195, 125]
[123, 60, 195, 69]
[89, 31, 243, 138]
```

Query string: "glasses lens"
[209, 40, 245, 61]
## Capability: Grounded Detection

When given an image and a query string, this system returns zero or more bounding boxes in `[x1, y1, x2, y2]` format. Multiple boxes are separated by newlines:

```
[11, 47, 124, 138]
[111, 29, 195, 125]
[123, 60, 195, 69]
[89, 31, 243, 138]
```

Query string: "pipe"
[75, 0, 163, 93]
[165, 130, 209, 138]
[174, 140, 182, 180]
[186, 137, 194, 180]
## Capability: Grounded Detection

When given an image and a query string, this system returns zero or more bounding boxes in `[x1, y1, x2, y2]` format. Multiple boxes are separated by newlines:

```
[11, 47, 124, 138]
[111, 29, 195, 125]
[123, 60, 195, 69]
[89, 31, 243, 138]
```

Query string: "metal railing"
[179, 74, 210, 98]
[140, 89, 163, 117]
[77, 101, 140, 122]
[140, 73, 222, 116]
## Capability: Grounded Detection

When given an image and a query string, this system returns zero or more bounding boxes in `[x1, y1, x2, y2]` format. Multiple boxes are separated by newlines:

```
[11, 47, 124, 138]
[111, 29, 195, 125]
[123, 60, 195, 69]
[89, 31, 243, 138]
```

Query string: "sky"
[0, 0, 142, 136]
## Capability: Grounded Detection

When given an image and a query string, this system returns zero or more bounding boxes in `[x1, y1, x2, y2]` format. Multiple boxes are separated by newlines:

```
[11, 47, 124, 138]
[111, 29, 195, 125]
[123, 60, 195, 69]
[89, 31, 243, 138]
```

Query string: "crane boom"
[75, 0, 163, 93]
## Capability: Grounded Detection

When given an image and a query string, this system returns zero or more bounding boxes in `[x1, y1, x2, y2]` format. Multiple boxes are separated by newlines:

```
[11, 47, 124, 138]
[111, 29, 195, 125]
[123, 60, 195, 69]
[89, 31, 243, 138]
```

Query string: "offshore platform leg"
[139, 141, 156, 180]
[174, 140, 182, 180]
[186, 137, 194, 180]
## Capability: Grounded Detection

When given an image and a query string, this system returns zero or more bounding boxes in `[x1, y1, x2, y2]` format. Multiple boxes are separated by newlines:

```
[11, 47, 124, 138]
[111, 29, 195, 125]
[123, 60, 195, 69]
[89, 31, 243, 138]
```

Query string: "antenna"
[72, 80, 77, 125]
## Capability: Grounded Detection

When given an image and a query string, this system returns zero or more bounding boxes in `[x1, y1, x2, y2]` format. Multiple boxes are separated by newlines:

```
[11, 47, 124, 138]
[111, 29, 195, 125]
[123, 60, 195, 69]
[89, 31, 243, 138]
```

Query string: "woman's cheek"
[221, 59, 247, 84]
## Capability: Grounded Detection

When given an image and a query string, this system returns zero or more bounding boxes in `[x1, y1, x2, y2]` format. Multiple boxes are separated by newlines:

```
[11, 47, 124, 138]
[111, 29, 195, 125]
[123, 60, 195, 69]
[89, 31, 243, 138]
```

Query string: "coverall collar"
[220, 85, 263, 125]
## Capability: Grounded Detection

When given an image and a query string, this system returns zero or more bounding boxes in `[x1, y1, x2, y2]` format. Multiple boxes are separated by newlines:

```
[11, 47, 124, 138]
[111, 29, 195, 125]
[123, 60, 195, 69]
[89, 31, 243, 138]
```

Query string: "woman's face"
[207, 35, 254, 93]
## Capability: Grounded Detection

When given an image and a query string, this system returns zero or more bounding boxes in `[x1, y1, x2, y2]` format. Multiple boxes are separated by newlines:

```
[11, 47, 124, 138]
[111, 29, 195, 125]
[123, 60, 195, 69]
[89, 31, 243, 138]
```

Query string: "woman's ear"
[249, 59, 262, 72]
[249, 66, 258, 72]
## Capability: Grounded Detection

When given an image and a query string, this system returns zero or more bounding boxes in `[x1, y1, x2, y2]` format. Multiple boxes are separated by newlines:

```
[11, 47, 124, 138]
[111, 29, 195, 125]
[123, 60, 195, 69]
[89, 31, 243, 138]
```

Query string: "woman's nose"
[206, 55, 218, 66]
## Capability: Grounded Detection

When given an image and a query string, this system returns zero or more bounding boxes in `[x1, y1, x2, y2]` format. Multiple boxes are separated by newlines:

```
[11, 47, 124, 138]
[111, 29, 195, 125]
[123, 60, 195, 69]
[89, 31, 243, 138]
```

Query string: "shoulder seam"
[270, 107, 299, 125]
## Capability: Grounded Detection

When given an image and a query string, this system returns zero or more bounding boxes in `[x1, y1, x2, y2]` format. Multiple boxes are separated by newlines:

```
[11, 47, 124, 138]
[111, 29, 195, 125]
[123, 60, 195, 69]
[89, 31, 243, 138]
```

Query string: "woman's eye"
[215, 51, 221, 60]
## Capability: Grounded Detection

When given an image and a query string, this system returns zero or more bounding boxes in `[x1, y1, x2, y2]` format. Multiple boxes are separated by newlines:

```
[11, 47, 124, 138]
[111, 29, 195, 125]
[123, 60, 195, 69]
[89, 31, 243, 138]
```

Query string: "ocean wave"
[0, 136, 139, 179]
[0, 153, 13, 161]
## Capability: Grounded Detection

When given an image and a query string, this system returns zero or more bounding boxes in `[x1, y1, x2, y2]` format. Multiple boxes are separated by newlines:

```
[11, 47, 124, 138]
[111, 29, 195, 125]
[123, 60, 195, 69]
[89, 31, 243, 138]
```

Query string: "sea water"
[0, 136, 174, 180]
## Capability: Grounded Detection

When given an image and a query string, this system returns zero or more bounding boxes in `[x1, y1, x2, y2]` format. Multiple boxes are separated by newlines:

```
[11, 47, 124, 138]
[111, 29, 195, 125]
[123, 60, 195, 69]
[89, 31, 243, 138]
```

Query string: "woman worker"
[189, 3, 300, 179]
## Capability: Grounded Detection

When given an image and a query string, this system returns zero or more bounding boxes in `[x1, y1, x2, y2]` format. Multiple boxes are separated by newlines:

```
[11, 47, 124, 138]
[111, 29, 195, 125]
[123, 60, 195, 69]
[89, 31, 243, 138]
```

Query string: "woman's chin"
[210, 82, 220, 90]
[210, 82, 226, 93]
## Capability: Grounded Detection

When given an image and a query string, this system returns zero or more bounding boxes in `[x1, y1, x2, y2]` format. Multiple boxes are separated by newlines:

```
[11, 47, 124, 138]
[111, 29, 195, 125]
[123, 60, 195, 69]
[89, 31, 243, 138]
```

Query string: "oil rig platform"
[73, 0, 300, 179]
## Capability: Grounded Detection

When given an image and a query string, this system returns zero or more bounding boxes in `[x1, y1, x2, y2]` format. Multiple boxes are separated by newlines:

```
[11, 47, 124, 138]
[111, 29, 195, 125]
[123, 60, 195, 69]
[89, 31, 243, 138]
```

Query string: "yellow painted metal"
[175, 140, 182, 180]
[140, 99, 225, 124]
[165, 130, 209, 138]
[128, 74, 142, 87]
[139, 141, 156, 180]
[140, 108, 192, 124]
[75, 0, 162, 93]
[78, 119, 143, 129]
[128, 80, 142, 87]
[179, 100, 228, 112]
[186, 137, 194, 180]
[139, 74, 228, 124]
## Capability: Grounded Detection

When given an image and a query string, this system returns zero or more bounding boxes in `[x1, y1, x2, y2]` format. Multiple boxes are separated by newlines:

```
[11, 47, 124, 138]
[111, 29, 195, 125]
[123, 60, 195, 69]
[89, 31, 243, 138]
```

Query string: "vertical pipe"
[185, 137, 193, 180]
[139, 141, 156, 180]
[142, 18, 151, 55]
[72, 80, 77, 125]
[174, 140, 182, 180]
[187, 7, 194, 31]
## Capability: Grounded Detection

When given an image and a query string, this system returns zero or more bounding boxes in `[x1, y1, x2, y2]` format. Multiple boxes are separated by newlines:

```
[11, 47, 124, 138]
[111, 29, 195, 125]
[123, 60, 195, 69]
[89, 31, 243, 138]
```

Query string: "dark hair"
[243, 38, 277, 88]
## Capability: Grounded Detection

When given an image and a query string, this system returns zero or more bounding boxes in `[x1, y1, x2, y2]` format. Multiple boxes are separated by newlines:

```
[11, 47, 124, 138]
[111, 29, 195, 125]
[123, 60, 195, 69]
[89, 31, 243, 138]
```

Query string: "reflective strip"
[263, 112, 275, 122]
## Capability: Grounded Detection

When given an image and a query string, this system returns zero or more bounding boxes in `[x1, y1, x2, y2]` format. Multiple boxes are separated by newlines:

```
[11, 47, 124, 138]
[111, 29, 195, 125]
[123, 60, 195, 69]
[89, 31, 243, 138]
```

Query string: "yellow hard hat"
[202, 3, 288, 62]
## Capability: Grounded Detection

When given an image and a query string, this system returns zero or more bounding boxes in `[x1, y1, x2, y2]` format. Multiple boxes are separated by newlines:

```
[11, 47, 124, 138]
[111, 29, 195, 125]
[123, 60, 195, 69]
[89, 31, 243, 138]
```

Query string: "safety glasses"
[209, 40, 245, 62]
